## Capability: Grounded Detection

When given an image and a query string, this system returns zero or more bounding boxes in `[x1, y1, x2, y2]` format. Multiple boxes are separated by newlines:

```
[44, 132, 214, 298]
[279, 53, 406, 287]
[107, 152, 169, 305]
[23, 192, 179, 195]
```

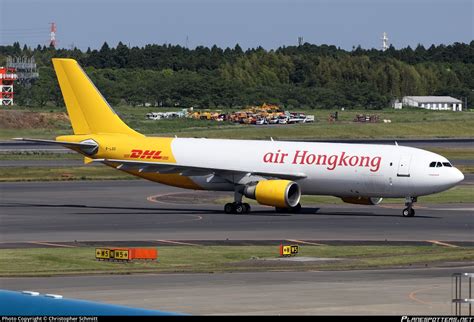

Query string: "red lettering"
[263, 152, 274, 163]
[152, 151, 163, 160]
[348, 156, 359, 166]
[140, 150, 156, 159]
[326, 155, 338, 170]
[359, 156, 370, 167]
[279, 153, 288, 164]
[292, 150, 307, 164]
[130, 149, 142, 158]
[370, 157, 382, 172]
[316, 154, 327, 165]
[338, 151, 349, 166]
[305, 153, 316, 164]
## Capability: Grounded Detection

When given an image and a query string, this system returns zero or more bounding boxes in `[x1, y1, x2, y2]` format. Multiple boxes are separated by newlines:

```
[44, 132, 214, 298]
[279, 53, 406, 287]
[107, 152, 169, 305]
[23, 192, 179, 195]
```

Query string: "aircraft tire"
[224, 203, 234, 214]
[242, 203, 251, 214]
[234, 203, 245, 214]
[402, 208, 415, 217]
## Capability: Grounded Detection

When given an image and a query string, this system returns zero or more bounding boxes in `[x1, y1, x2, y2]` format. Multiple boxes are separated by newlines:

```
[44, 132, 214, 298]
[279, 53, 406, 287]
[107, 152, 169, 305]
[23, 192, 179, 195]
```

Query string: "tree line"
[1, 41, 473, 109]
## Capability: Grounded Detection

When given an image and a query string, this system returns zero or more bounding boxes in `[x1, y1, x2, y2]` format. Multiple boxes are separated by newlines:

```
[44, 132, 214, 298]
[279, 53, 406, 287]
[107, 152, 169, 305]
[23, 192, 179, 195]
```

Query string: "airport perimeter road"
[1, 266, 471, 315]
[1, 181, 472, 242]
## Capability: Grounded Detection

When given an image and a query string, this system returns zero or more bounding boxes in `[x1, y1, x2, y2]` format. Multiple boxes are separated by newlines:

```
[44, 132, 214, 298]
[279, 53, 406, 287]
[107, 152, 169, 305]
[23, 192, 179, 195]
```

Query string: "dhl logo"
[129, 149, 169, 160]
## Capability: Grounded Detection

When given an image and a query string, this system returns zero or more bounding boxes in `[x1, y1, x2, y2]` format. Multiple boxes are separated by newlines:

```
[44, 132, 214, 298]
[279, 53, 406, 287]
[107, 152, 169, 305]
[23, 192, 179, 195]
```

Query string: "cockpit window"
[430, 161, 451, 168]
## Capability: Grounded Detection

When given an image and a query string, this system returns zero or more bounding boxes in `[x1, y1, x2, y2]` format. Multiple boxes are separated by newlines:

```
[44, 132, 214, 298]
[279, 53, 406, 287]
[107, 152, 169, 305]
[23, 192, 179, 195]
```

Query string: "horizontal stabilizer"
[12, 138, 97, 148]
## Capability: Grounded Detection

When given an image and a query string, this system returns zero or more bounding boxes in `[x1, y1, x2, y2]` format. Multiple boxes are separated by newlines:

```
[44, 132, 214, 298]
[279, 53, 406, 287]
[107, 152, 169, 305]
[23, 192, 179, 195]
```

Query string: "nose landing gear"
[402, 197, 417, 217]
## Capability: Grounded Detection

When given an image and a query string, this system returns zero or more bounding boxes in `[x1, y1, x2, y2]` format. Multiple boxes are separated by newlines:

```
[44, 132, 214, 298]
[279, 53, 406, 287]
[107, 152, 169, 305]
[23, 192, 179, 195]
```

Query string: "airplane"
[15, 59, 464, 217]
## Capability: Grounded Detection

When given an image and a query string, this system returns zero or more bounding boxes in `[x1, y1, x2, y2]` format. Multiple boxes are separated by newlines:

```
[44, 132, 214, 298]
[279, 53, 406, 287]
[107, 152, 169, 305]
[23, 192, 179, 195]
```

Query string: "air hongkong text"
[262, 150, 382, 172]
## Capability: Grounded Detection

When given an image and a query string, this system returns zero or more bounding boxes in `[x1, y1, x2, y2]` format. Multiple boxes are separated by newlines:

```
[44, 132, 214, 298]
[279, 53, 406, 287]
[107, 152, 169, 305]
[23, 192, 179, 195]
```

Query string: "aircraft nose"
[454, 168, 465, 184]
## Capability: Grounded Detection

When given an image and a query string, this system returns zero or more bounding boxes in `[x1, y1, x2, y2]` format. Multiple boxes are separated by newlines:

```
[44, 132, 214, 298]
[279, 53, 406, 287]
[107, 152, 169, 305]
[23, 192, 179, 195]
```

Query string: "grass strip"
[1, 245, 473, 277]
[2, 107, 474, 140]
[0, 166, 137, 182]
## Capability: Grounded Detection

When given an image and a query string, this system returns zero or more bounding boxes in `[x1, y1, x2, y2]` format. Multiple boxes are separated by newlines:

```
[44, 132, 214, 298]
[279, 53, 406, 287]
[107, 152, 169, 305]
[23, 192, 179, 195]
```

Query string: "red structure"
[0, 67, 17, 106]
[50, 22, 57, 48]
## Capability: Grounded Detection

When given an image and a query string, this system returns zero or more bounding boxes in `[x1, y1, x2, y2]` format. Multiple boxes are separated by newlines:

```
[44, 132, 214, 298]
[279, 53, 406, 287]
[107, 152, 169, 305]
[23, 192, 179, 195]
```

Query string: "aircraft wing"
[94, 158, 307, 181]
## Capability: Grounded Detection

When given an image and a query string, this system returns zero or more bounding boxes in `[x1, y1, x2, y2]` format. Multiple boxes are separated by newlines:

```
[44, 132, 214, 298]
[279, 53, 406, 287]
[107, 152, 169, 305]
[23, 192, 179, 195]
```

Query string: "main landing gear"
[224, 189, 251, 214]
[224, 202, 251, 214]
[402, 197, 417, 217]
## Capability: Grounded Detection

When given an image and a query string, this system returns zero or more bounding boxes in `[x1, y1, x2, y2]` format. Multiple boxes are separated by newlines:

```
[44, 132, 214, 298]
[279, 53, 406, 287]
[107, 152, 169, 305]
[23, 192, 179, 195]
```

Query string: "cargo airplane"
[15, 59, 464, 217]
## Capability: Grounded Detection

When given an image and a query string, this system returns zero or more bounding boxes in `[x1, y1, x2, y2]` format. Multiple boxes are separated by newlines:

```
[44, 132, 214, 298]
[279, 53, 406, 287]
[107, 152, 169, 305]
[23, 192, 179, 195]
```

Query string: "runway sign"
[280, 244, 299, 257]
[95, 248, 157, 261]
[111, 249, 130, 260]
[95, 248, 111, 260]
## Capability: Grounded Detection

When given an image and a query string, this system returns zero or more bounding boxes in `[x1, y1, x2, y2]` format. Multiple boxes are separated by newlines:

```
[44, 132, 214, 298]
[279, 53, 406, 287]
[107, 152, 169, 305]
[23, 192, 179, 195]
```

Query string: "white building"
[402, 96, 463, 111]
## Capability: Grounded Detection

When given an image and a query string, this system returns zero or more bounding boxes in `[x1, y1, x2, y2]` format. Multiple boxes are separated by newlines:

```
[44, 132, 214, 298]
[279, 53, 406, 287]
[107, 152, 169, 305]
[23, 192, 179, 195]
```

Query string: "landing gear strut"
[402, 197, 417, 217]
[224, 189, 251, 214]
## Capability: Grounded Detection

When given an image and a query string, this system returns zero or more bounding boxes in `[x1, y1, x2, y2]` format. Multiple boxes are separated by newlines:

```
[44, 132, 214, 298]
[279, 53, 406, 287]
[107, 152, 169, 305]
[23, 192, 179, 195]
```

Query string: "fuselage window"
[429, 162, 436, 167]
[443, 162, 452, 167]
[436, 162, 442, 167]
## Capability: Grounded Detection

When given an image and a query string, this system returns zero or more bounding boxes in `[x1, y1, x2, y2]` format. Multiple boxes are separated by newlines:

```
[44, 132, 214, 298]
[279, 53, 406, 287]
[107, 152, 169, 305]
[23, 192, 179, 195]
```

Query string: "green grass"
[1, 245, 473, 276]
[1, 106, 473, 140]
[0, 166, 137, 182]
[425, 148, 474, 160]
[0, 151, 81, 161]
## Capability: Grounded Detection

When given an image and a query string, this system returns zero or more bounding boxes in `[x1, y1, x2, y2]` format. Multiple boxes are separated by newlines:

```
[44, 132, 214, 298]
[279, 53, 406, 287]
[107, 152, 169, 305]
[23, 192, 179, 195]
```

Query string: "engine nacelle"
[340, 196, 383, 205]
[244, 180, 301, 208]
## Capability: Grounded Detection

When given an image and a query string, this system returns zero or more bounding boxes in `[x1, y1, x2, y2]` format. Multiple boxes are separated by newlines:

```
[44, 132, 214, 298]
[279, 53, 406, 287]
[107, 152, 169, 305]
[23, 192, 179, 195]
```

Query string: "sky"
[0, 0, 472, 51]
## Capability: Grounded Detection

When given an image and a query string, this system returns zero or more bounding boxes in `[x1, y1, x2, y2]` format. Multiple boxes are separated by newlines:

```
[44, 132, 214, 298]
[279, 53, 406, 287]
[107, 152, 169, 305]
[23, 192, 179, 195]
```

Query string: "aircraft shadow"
[1, 202, 439, 218]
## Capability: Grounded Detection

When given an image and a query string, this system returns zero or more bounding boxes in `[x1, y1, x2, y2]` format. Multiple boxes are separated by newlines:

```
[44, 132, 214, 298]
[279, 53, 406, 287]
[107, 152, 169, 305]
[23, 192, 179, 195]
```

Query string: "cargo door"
[397, 155, 411, 177]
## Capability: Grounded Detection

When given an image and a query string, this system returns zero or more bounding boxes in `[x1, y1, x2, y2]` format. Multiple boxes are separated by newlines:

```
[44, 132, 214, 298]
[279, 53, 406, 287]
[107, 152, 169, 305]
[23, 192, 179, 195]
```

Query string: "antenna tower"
[381, 32, 389, 51]
[50, 22, 57, 48]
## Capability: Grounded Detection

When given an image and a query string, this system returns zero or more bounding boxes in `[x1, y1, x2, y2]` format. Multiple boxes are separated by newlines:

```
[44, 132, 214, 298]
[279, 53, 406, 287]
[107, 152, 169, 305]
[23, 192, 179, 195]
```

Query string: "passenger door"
[397, 155, 411, 177]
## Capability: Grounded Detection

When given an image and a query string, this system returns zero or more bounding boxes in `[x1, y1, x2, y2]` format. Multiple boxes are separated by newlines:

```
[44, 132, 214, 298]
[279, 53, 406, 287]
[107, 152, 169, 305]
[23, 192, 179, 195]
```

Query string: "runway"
[1, 180, 473, 243]
[1, 180, 473, 316]
[0, 266, 471, 315]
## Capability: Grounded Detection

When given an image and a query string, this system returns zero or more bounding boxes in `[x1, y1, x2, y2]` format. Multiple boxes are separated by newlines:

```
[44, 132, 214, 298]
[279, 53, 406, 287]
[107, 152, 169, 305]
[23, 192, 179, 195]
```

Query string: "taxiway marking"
[28, 241, 77, 248]
[426, 240, 459, 248]
[155, 240, 201, 246]
[408, 286, 438, 306]
[286, 239, 327, 246]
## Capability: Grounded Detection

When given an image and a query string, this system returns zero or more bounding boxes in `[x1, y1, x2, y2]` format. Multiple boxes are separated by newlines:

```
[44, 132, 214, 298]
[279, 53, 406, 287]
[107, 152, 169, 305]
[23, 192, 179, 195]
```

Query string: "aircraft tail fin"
[52, 58, 142, 137]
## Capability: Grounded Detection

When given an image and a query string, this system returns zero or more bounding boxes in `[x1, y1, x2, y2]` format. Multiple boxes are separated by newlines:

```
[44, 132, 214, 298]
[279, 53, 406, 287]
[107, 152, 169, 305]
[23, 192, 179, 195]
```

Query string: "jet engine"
[340, 196, 383, 205]
[244, 180, 301, 208]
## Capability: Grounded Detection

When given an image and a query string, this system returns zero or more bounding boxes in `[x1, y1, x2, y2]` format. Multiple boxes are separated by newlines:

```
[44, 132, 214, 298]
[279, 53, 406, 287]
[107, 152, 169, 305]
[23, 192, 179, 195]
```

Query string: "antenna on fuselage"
[395, 141, 398, 146]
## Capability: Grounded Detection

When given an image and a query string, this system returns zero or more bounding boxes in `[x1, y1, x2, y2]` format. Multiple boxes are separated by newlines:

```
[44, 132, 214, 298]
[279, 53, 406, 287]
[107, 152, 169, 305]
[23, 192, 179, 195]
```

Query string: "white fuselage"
[169, 138, 464, 198]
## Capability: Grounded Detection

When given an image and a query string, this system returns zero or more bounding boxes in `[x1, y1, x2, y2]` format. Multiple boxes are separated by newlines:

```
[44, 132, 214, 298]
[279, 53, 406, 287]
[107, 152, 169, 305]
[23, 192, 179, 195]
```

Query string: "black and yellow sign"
[111, 249, 130, 260]
[280, 245, 299, 257]
[96, 248, 130, 261]
[95, 248, 111, 260]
